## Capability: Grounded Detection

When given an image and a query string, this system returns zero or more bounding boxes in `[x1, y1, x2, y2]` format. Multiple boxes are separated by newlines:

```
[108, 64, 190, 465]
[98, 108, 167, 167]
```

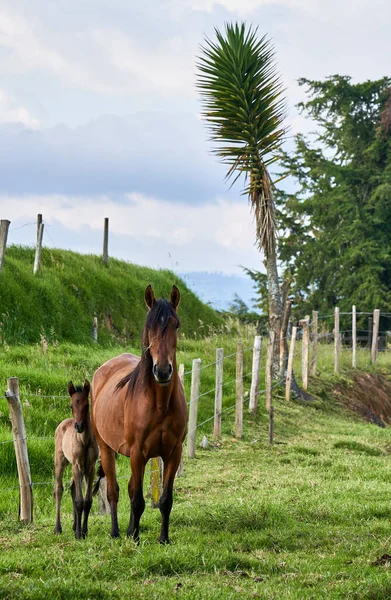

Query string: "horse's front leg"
[81, 454, 96, 538]
[71, 465, 84, 540]
[159, 444, 182, 545]
[53, 451, 67, 535]
[127, 448, 146, 543]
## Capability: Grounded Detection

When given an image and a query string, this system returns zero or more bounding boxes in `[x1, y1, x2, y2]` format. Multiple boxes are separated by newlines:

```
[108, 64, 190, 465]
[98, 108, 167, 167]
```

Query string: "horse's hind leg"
[127, 448, 146, 542]
[53, 451, 67, 535]
[72, 466, 84, 540]
[159, 444, 182, 544]
[70, 478, 77, 532]
[99, 443, 120, 538]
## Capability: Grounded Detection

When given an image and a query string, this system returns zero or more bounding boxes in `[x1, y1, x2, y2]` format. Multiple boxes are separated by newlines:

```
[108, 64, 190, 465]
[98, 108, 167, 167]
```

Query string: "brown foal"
[54, 380, 99, 539]
[91, 285, 188, 543]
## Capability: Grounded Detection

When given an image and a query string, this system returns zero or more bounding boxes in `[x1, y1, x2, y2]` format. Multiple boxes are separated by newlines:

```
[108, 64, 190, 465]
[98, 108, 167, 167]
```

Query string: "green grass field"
[1, 333, 391, 599]
[0, 246, 222, 345]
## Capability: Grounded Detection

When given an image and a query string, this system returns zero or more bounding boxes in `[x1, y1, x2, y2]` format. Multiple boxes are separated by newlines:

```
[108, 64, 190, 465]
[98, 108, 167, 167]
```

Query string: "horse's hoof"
[54, 527, 62, 535]
[158, 536, 170, 545]
[110, 531, 120, 539]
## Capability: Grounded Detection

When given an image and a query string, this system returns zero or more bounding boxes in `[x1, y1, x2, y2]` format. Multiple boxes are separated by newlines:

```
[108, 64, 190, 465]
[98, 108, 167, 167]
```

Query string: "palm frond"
[196, 22, 287, 254]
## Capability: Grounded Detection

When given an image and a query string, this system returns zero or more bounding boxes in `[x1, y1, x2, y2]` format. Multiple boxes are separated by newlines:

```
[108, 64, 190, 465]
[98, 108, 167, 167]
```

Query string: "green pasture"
[1, 333, 391, 599]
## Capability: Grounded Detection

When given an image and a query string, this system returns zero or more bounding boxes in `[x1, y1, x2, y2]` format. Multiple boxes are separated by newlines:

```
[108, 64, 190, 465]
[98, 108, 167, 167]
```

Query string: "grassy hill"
[0, 246, 222, 345]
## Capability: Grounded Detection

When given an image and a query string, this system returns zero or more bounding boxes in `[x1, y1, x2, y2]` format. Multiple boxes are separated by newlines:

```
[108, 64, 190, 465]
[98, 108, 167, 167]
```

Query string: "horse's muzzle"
[153, 363, 173, 385]
[74, 422, 85, 433]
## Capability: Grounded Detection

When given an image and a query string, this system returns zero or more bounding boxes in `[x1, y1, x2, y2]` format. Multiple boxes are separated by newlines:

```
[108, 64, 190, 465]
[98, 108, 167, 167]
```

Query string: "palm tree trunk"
[265, 245, 282, 378]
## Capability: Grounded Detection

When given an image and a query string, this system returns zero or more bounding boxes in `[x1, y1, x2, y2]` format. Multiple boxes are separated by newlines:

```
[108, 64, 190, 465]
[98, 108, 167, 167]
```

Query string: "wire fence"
[1, 307, 391, 512]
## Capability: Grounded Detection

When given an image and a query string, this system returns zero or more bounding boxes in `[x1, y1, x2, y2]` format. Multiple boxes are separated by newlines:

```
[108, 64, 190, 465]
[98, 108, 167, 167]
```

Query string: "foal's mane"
[117, 298, 180, 395]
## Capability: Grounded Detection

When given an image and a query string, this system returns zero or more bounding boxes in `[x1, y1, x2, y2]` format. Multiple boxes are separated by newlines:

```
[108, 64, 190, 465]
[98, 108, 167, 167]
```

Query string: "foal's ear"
[145, 284, 156, 310]
[83, 380, 90, 395]
[68, 381, 76, 397]
[170, 285, 180, 310]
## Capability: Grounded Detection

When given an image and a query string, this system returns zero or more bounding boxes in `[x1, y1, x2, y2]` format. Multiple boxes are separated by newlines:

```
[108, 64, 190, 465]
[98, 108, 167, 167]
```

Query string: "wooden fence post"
[249, 335, 262, 415]
[310, 311, 318, 376]
[266, 332, 275, 444]
[334, 307, 340, 374]
[33, 221, 44, 275]
[301, 316, 310, 390]
[36, 214, 42, 242]
[92, 317, 98, 343]
[5, 377, 33, 524]
[177, 364, 185, 476]
[0, 219, 10, 273]
[214, 348, 223, 438]
[371, 309, 380, 364]
[187, 358, 201, 459]
[265, 331, 275, 412]
[235, 342, 243, 439]
[285, 326, 297, 401]
[280, 300, 292, 378]
[103, 217, 109, 266]
[352, 305, 357, 368]
[98, 479, 111, 514]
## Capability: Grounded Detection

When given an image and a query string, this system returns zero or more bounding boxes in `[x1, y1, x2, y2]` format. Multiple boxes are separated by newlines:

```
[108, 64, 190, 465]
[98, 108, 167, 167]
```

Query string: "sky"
[0, 0, 390, 293]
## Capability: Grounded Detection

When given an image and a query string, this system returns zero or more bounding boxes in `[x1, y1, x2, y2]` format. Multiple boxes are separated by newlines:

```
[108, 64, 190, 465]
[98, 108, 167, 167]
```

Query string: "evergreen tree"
[277, 75, 391, 316]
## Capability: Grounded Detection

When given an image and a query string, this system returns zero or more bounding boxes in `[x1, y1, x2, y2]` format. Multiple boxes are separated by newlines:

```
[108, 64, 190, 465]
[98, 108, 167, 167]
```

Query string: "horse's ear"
[68, 381, 76, 397]
[83, 380, 90, 395]
[145, 285, 156, 310]
[170, 285, 180, 310]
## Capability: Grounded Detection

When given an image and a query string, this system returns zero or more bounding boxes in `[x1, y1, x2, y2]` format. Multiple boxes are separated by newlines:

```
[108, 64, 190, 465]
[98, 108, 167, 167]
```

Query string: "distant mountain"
[179, 271, 259, 313]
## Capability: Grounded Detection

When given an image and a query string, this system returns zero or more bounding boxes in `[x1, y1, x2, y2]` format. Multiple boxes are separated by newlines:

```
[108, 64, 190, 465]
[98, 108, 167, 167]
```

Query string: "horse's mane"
[116, 298, 180, 395]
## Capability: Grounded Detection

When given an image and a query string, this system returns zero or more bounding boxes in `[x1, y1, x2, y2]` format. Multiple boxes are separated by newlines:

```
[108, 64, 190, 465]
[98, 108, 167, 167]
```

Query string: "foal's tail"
[92, 462, 105, 496]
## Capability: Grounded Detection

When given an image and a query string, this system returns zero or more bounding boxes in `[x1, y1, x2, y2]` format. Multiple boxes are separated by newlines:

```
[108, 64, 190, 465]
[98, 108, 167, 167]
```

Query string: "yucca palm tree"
[196, 22, 287, 375]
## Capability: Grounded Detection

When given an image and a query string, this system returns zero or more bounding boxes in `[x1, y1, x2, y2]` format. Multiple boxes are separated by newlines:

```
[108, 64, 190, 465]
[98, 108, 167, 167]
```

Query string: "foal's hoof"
[158, 536, 170, 545]
[110, 531, 120, 539]
[126, 527, 140, 544]
[54, 526, 62, 535]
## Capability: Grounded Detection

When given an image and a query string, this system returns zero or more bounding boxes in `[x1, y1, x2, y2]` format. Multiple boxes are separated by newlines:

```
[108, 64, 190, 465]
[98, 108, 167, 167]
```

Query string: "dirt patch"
[333, 373, 391, 428]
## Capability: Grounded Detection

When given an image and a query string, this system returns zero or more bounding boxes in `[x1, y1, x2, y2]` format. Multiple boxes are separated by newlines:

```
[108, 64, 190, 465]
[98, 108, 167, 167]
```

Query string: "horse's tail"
[92, 461, 105, 496]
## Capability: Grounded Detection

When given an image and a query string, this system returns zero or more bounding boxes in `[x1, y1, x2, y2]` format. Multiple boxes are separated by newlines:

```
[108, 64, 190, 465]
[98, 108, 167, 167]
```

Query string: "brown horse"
[54, 380, 99, 539]
[91, 285, 188, 543]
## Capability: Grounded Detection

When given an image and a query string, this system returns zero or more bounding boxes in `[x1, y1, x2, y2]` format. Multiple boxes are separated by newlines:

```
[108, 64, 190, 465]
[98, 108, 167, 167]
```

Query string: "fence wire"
[2, 309, 391, 501]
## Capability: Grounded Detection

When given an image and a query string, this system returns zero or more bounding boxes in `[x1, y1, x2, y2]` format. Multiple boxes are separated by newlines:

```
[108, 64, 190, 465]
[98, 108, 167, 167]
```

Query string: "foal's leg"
[126, 448, 146, 542]
[159, 444, 182, 544]
[99, 444, 120, 538]
[72, 465, 84, 540]
[53, 451, 67, 535]
[81, 452, 97, 538]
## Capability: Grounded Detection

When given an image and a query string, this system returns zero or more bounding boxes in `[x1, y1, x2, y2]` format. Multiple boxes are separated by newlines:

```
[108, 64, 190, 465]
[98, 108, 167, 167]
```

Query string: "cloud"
[0, 88, 39, 128]
[0, 112, 236, 202]
[188, 0, 299, 16]
[91, 29, 196, 97]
